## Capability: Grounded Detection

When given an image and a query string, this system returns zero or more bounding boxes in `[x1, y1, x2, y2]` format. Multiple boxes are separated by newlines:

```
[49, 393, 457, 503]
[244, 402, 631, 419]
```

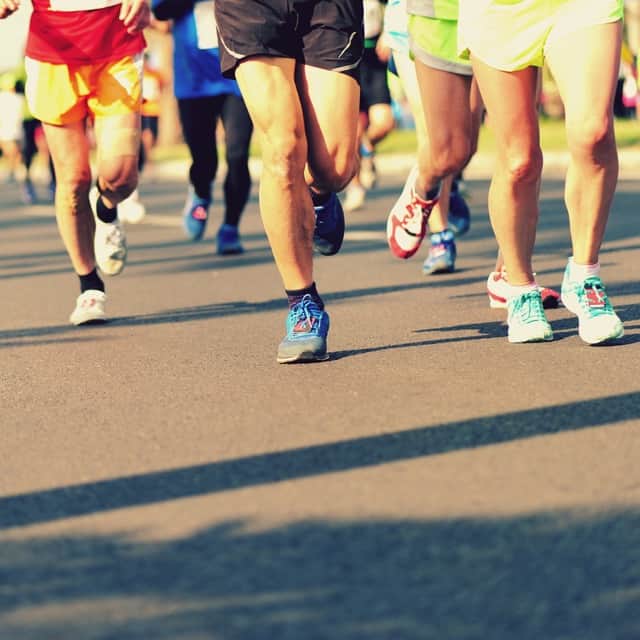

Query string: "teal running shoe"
[277, 295, 330, 364]
[561, 267, 623, 345]
[507, 289, 554, 343]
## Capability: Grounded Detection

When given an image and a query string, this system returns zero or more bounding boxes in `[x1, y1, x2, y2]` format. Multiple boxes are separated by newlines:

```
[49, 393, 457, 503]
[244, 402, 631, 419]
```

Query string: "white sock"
[506, 281, 538, 300]
[568, 257, 600, 282]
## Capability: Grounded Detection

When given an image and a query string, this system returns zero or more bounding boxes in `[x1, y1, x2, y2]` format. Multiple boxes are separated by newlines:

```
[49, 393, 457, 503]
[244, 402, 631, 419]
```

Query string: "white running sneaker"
[91, 187, 128, 276]
[507, 289, 554, 343]
[118, 189, 146, 224]
[386, 166, 437, 260]
[69, 289, 107, 325]
[343, 183, 366, 212]
[560, 265, 624, 345]
[488, 269, 561, 310]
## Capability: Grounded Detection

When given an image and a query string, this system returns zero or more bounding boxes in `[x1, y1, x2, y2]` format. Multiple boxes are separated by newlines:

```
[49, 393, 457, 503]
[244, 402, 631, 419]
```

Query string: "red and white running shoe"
[487, 269, 561, 309]
[386, 166, 437, 259]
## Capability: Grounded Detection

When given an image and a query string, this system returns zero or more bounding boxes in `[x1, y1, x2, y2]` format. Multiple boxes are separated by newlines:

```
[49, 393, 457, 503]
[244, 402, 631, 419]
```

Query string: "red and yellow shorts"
[24, 53, 143, 126]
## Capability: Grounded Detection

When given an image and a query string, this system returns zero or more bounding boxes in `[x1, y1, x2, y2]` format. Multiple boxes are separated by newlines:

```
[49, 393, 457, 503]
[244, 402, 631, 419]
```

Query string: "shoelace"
[580, 278, 610, 311]
[106, 224, 124, 247]
[514, 291, 545, 323]
[290, 295, 321, 332]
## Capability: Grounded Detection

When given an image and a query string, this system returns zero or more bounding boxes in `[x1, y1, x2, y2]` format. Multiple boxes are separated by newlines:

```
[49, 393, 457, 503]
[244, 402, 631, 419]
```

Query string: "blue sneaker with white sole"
[277, 295, 330, 364]
[423, 230, 456, 275]
[183, 190, 210, 241]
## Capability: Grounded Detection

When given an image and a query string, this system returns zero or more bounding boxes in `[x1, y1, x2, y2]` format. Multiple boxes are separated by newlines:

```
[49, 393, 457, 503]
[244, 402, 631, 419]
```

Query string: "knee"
[99, 164, 138, 201]
[503, 145, 543, 185]
[310, 147, 358, 193]
[262, 130, 307, 183]
[566, 115, 616, 158]
[430, 136, 471, 180]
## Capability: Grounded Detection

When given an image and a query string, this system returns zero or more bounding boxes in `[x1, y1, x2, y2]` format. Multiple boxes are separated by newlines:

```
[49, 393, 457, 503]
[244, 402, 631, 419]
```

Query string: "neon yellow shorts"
[24, 54, 143, 126]
[459, 0, 623, 71]
[409, 15, 472, 76]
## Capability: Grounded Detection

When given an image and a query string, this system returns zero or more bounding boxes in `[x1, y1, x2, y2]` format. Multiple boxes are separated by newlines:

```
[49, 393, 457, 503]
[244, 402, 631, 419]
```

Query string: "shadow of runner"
[1, 392, 638, 530]
[0, 510, 638, 639]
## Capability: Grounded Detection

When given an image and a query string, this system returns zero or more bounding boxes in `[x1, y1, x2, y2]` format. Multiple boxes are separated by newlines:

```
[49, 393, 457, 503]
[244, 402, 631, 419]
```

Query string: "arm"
[119, 0, 152, 34]
[0, 0, 20, 19]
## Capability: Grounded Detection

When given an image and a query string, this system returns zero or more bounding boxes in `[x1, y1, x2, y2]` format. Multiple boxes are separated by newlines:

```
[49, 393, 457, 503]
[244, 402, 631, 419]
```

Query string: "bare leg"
[43, 121, 95, 275]
[470, 59, 541, 286]
[235, 57, 314, 290]
[546, 21, 622, 265]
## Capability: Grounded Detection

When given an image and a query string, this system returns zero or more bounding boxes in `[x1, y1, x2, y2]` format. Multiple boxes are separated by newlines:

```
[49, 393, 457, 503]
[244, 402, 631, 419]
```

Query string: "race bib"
[194, 0, 218, 50]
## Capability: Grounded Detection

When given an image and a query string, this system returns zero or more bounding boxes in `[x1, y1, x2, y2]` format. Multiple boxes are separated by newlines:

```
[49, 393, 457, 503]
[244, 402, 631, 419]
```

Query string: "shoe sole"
[562, 293, 624, 345]
[508, 332, 554, 343]
[277, 351, 330, 364]
[70, 315, 107, 326]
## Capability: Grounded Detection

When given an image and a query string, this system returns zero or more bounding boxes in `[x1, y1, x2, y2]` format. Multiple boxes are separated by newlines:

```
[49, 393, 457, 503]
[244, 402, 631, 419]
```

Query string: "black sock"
[79, 268, 104, 293]
[310, 190, 331, 207]
[285, 282, 324, 309]
[96, 185, 117, 223]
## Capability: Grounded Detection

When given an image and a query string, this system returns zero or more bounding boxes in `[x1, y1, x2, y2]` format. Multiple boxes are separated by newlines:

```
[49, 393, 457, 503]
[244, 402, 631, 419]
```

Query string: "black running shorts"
[215, 0, 364, 81]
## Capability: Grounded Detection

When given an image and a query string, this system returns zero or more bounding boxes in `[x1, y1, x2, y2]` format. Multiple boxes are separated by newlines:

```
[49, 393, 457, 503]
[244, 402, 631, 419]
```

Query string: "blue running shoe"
[313, 192, 345, 256]
[22, 179, 37, 205]
[448, 190, 471, 236]
[277, 295, 330, 364]
[183, 190, 210, 241]
[216, 223, 244, 255]
[422, 230, 456, 275]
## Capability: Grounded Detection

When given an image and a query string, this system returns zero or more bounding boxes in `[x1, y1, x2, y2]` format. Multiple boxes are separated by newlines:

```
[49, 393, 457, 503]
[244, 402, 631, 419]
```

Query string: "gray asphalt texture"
[1, 165, 639, 639]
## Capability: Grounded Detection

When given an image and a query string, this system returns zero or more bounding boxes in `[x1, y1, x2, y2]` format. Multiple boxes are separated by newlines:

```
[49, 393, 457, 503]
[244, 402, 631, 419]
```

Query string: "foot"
[216, 223, 244, 255]
[22, 179, 37, 205]
[277, 295, 330, 364]
[91, 188, 127, 276]
[448, 190, 470, 237]
[359, 154, 377, 190]
[313, 192, 345, 256]
[183, 189, 210, 241]
[507, 289, 554, 343]
[386, 166, 437, 260]
[118, 189, 146, 224]
[422, 230, 456, 275]
[70, 289, 107, 325]
[561, 267, 624, 345]
[487, 269, 560, 310]
[343, 183, 366, 213]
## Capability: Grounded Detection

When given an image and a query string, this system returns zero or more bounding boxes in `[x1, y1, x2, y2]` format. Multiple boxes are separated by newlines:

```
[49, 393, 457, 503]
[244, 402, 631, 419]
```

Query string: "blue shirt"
[153, 0, 241, 99]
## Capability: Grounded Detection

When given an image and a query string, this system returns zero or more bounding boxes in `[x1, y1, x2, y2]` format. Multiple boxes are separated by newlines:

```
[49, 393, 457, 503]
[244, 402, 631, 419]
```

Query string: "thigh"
[471, 57, 540, 157]
[415, 60, 472, 152]
[42, 120, 91, 184]
[235, 57, 305, 149]
[546, 19, 622, 127]
[295, 63, 360, 179]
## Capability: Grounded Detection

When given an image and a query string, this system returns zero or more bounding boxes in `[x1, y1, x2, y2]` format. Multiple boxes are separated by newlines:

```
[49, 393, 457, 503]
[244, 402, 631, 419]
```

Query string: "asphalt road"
[1, 166, 639, 639]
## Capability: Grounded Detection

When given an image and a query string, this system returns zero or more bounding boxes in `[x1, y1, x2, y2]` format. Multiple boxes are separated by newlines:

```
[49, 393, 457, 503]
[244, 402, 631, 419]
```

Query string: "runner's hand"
[0, 0, 20, 19]
[119, 0, 151, 33]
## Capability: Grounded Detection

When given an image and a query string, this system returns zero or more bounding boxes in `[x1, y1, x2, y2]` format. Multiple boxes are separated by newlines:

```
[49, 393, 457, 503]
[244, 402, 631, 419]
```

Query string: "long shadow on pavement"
[1, 509, 638, 639]
[1, 391, 637, 530]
